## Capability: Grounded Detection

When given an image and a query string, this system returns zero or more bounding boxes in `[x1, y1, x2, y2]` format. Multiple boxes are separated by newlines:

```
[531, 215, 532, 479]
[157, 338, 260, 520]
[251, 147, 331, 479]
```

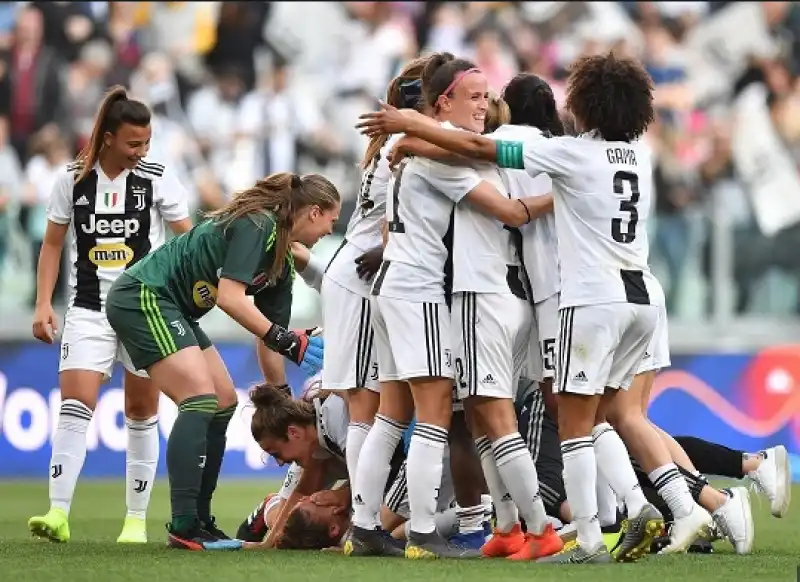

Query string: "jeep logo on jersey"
[193, 281, 218, 308]
[81, 215, 140, 238]
[89, 242, 134, 268]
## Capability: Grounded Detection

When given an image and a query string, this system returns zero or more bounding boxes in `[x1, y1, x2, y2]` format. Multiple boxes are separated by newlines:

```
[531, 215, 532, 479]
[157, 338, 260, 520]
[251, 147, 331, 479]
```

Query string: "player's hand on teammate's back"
[356, 101, 407, 137]
[262, 324, 324, 375]
[355, 246, 383, 281]
[32, 303, 58, 344]
[388, 138, 413, 170]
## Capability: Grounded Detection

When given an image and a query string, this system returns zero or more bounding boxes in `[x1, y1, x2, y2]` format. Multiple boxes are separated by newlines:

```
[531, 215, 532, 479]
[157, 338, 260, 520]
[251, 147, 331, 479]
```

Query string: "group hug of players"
[27, 50, 790, 562]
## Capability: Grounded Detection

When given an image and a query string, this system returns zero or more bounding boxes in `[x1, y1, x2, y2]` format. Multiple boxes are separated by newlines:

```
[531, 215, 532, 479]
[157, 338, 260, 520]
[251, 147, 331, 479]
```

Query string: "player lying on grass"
[104, 173, 335, 550]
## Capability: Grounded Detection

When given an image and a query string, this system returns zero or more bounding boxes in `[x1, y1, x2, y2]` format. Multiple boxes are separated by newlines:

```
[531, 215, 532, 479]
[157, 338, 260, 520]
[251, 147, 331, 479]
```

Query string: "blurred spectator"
[21, 128, 70, 306]
[65, 40, 114, 151]
[186, 63, 249, 198]
[0, 116, 21, 275]
[33, 0, 100, 64]
[238, 58, 341, 180]
[0, 0, 797, 324]
[205, 2, 270, 92]
[0, 4, 65, 164]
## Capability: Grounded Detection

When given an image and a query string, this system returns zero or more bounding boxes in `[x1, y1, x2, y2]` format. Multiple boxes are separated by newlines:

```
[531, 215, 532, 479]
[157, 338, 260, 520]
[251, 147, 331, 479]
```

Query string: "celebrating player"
[29, 86, 192, 545]
[357, 51, 717, 564]
[321, 56, 429, 510]
[104, 172, 336, 550]
[347, 53, 548, 559]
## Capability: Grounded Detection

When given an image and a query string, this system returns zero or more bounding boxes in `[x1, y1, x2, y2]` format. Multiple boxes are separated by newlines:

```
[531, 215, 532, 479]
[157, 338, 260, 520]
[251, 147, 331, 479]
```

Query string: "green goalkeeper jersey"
[125, 212, 294, 327]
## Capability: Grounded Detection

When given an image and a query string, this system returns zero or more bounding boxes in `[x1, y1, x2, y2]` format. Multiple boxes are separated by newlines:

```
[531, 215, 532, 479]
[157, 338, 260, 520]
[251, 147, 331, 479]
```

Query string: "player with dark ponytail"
[29, 85, 193, 545]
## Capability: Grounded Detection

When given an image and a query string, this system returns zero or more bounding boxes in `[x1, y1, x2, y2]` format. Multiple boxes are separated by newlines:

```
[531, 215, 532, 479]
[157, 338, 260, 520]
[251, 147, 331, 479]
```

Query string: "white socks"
[346, 422, 371, 507]
[649, 464, 693, 519]
[562, 437, 603, 549]
[475, 436, 519, 533]
[456, 504, 485, 534]
[406, 423, 448, 534]
[352, 414, 407, 530]
[592, 423, 647, 516]
[125, 416, 159, 519]
[49, 399, 92, 515]
[596, 472, 619, 527]
[492, 432, 548, 535]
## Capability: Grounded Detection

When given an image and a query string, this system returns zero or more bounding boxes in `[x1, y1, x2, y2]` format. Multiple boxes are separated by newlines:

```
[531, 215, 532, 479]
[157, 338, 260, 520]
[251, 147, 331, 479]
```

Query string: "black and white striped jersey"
[46, 159, 190, 312]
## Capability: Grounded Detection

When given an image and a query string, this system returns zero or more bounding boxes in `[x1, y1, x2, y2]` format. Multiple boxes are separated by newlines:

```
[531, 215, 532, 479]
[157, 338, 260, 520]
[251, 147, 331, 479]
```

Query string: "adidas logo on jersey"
[573, 371, 588, 382]
[75, 195, 90, 206]
[482, 373, 496, 385]
[354, 494, 365, 505]
[501, 493, 512, 502]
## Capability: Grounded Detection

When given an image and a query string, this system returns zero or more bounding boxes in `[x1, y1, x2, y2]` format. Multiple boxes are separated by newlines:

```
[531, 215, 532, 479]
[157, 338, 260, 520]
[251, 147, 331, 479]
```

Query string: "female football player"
[105, 172, 336, 549]
[29, 86, 192, 545]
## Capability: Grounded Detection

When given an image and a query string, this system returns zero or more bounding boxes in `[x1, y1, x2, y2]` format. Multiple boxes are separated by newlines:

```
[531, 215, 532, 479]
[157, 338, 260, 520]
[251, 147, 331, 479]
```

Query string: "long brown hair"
[76, 85, 151, 183]
[485, 92, 510, 134]
[207, 172, 339, 282]
[250, 383, 316, 443]
[361, 56, 429, 168]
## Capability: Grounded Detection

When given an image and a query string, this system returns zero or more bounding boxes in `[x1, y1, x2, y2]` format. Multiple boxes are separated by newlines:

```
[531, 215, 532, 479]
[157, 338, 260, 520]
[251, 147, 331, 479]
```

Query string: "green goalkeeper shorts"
[106, 273, 212, 371]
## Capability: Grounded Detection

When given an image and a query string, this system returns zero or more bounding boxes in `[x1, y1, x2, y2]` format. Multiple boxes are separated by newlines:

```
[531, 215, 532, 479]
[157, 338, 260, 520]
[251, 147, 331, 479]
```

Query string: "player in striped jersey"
[105, 172, 334, 550]
[321, 56, 429, 516]
[29, 86, 192, 545]
[349, 54, 545, 560]
[356, 53, 714, 564]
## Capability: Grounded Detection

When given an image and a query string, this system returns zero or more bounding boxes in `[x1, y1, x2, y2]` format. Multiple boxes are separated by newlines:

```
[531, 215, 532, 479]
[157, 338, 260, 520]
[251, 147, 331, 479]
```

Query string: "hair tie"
[291, 174, 302, 189]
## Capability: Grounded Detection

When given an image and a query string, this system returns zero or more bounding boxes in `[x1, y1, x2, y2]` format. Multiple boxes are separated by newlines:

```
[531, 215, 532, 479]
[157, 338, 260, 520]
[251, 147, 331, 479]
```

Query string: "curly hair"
[565, 52, 655, 143]
[502, 73, 564, 136]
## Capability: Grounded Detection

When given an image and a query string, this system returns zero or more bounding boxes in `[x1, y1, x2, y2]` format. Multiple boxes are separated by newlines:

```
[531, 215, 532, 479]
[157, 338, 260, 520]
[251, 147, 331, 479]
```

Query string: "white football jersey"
[46, 160, 190, 312]
[451, 163, 521, 295]
[489, 125, 559, 302]
[326, 134, 402, 295]
[373, 149, 479, 303]
[504, 131, 663, 308]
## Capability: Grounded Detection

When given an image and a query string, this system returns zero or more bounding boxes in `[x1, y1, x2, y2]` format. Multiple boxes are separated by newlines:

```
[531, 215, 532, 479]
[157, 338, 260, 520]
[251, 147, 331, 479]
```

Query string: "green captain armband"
[496, 140, 525, 170]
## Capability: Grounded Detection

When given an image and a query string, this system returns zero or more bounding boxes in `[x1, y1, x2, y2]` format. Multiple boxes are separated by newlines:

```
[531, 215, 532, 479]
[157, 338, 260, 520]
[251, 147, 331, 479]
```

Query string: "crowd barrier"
[0, 342, 798, 480]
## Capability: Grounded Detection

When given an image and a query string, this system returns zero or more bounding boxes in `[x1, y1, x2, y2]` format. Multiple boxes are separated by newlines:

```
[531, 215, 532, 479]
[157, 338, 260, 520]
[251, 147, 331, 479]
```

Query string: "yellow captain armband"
[496, 140, 525, 170]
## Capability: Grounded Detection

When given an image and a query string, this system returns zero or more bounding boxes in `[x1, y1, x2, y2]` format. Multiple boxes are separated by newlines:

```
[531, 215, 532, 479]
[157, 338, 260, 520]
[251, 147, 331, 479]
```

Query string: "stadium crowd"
[0, 1, 799, 322]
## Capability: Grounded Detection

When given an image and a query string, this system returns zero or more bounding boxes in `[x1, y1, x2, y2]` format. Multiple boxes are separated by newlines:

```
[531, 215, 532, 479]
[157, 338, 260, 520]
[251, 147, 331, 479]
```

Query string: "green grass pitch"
[0, 480, 797, 582]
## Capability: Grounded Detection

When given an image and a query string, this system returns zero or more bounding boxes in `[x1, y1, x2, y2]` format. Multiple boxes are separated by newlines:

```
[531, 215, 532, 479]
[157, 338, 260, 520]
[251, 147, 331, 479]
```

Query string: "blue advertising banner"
[0, 342, 798, 480]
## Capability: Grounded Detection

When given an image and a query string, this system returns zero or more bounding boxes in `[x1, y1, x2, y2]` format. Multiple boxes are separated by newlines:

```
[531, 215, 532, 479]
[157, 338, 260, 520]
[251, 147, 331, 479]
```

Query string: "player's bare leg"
[634, 371, 752, 554]
[29, 370, 104, 543]
[117, 371, 160, 543]
[608, 374, 713, 557]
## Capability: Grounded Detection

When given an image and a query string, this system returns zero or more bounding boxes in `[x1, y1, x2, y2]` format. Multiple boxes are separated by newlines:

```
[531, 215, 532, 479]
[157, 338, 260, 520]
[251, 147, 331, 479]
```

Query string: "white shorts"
[534, 293, 559, 380]
[637, 302, 671, 374]
[452, 292, 530, 401]
[383, 455, 456, 520]
[371, 296, 453, 382]
[555, 303, 658, 396]
[59, 306, 146, 380]
[320, 278, 379, 391]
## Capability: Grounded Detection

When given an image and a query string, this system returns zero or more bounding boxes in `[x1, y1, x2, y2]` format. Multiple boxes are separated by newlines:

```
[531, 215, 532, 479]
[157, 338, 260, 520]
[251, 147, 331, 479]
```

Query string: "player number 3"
[611, 171, 640, 244]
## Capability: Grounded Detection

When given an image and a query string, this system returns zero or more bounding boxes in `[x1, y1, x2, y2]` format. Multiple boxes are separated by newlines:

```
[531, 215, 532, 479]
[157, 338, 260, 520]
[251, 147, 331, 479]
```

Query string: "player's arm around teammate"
[104, 172, 339, 550]
[29, 87, 192, 545]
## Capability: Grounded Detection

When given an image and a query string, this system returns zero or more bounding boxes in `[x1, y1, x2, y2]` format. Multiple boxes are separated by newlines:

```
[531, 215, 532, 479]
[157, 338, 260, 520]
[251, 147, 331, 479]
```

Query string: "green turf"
[0, 480, 797, 582]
